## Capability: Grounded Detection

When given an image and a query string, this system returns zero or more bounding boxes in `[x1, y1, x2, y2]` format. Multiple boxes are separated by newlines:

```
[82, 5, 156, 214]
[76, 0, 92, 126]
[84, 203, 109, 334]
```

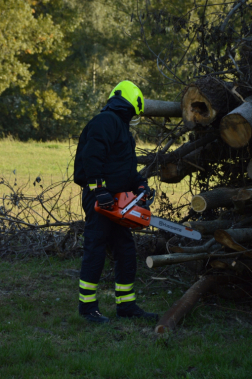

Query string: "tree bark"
[143, 99, 182, 118]
[146, 250, 246, 268]
[160, 162, 196, 184]
[181, 77, 240, 129]
[183, 219, 233, 235]
[220, 96, 252, 148]
[160, 145, 205, 183]
[191, 187, 243, 212]
[146, 252, 209, 267]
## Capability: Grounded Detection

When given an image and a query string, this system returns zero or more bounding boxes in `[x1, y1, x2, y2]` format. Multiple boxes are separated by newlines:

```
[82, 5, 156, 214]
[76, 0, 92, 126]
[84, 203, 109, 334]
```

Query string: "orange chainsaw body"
[94, 192, 151, 229]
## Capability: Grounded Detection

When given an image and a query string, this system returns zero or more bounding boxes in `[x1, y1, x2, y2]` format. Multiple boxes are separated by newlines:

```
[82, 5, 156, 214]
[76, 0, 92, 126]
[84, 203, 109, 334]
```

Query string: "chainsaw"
[95, 190, 201, 240]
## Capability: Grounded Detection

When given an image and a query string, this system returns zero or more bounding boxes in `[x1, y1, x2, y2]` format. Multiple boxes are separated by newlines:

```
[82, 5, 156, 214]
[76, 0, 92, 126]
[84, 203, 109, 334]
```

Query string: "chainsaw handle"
[145, 189, 155, 207]
[137, 189, 155, 208]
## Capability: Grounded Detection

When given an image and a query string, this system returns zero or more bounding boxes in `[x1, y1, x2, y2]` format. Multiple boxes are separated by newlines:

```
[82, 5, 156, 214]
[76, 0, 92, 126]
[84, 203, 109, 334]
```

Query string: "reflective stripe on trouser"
[115, 293, 136, 304]
[115, 283, 134, 292]
[79, 280, 98, 291]
[79, 280, 98, 303]
[79, 293, 97, 303]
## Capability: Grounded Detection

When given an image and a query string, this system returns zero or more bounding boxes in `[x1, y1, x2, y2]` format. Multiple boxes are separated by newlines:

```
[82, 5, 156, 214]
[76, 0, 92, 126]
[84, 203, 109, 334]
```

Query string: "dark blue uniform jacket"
[74, 110, 143, 193]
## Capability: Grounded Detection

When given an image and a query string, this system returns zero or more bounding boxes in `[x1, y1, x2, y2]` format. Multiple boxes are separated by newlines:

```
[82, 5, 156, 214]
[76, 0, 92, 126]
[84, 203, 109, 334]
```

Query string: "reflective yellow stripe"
[88, 181, 106, 190]
[89, 183, 97, 190]
[79, 280, 98, 290]
[115, 283, 134, 292]
[115, 293, 136, 304]
[79, 294, 97, 303]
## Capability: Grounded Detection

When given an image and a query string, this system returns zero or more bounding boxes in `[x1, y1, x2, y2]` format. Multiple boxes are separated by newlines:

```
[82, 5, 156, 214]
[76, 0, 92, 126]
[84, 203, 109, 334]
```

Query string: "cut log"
[181, 77, 240, 129]
[220, 96, 252, 148]
[155, 275, 233, 333]
[160, 162, 196, 183]
[145, 250, 246, 268]
[191, 187, 243, 212]
[160, 144, 206, 183]
[143, 99, 182, 118]
[183, 219, 233, 235]
[146, 252, 208, 268]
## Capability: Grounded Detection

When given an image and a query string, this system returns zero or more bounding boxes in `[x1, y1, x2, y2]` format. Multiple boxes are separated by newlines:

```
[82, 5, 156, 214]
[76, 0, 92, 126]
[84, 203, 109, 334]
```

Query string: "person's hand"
[136, 181, 151, 197]
[94, 188, 114, 210]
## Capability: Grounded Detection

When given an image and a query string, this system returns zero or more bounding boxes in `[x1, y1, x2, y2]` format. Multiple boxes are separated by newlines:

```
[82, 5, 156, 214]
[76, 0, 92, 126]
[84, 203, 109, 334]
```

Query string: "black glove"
[136, 181, 151, 197]
[94, 187, 114, 210]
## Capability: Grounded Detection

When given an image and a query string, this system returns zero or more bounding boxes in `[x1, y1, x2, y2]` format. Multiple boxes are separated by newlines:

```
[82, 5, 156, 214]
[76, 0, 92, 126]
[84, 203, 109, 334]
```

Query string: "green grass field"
[1, 139, 251, 378]
[0, 138, 191, 224]
[0, 138, 83, 223]
[0, 257, 252, 379]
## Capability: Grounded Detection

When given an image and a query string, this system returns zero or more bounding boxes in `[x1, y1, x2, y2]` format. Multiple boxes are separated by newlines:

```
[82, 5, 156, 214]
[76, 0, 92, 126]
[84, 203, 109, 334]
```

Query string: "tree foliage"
[0, 0, 251, 141]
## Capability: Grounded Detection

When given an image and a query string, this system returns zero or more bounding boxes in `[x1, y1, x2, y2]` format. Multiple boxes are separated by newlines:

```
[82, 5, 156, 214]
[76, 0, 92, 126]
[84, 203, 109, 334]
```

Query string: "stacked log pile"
[141, 75, 252, 333]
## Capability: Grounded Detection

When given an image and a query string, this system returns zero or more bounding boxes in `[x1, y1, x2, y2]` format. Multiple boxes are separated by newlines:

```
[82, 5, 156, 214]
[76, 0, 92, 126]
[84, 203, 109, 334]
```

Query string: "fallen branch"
[155, 275, 235, 333]
[146, 250, 249, 268]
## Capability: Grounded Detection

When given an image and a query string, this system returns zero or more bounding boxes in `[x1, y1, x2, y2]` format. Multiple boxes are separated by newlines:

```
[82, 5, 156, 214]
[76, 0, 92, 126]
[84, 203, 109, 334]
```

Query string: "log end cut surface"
[155, 325, 168, 334]
[191, 195, 207, 212]
[182, 86, 217, 129]
[146, 256, 154, 268]
[220, 114, 252, 148]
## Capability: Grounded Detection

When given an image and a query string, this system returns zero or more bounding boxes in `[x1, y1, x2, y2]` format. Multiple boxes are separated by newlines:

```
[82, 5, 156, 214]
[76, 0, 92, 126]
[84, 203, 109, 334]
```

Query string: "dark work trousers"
[79, 187, 137, 314]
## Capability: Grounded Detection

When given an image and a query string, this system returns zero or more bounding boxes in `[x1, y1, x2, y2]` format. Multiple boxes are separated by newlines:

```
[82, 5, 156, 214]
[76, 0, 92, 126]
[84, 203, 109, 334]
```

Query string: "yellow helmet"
[108, 80, 144, 115]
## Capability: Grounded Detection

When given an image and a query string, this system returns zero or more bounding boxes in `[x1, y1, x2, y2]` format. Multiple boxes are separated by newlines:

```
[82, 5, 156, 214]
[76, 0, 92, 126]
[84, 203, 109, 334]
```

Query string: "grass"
[0, 256, 252, 379]
[0, 138, 191, 223]
[1, 139, 251, 377]
[0, 138, 83, 223]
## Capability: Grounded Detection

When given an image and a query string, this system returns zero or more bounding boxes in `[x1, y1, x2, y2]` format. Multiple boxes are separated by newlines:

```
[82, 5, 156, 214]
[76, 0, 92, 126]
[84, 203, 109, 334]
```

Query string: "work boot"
[117, 303, 159, 322]
[80, 310, 110, 324]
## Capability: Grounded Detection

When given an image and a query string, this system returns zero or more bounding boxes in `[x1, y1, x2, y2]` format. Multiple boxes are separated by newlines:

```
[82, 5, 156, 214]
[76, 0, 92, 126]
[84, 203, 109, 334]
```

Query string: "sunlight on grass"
[0, 138, 192, 221]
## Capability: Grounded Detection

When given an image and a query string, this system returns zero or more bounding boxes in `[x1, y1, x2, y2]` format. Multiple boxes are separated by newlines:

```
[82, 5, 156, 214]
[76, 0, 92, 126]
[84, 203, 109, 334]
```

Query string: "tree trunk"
[183, 219, 233, 235]
[181, 77, 240, 129]
[160, 145, 205, 183]
[191, 187, 243, 212]
[155, 275, 234, 333]
[220, 96, 252, 148]
[160, 162, 196, 184]
[143, 99, 182, 118]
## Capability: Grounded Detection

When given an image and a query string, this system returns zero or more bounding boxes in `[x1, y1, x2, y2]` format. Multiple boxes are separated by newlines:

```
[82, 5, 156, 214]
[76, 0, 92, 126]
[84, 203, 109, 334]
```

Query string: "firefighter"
[74, 80, 159, 323]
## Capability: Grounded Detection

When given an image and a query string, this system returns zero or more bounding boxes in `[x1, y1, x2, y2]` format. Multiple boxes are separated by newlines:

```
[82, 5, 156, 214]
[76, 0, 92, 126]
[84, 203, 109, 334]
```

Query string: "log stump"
[181, 77, 239, 129]
[191, 187, 241, 212]
[220, 96, 252, 148]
